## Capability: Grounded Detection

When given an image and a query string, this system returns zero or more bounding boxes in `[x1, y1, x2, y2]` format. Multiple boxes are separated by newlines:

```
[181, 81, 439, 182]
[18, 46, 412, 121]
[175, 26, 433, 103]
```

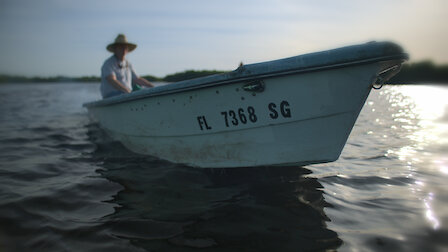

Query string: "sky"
[0, 0, 447, 77]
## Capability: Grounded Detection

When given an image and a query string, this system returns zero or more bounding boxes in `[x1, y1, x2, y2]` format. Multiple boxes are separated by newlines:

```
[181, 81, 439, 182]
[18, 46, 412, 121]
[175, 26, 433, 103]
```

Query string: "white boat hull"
[89, 64, 383, 167]
[85, 42, 407, 168]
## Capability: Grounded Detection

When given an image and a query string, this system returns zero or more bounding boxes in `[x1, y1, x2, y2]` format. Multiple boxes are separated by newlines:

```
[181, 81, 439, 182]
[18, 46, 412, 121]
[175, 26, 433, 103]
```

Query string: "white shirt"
[100, 55, 138, 98]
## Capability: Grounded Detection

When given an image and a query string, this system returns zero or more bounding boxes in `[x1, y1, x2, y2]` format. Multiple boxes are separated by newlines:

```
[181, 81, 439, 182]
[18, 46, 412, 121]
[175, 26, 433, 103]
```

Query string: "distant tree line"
[0, 70, 225, 84]
[387, 61, 448, 84]
[161, 70, 226, 82]
[0, 75, 101, 83]
[1, 61, 447, 84]
[141, 70, 226, 82]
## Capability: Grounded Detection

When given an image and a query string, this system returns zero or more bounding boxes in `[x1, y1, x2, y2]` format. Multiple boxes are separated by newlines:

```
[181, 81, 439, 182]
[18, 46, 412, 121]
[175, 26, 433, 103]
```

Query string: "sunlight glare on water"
[309, 85, 448, 251]
[388, 85, 448, 230]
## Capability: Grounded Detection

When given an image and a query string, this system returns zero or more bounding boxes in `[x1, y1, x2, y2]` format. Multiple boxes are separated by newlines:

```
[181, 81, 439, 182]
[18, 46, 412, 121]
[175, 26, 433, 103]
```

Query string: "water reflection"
[88, 127, 341, 251]
[385, 85, 448, 231]
[305, 85, 448, 251]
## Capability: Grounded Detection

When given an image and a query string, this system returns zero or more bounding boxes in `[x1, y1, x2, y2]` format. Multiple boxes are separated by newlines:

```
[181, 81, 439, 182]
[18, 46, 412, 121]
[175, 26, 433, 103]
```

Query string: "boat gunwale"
[84, 53, 407, 108]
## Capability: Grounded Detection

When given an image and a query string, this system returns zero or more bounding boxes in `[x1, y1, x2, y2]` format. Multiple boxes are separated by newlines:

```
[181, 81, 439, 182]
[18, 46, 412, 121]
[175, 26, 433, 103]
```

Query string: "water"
[0, 83, 447, 251]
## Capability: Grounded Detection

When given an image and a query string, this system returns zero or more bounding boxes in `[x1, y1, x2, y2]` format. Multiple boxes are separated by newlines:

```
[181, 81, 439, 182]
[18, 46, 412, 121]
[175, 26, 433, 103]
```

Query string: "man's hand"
[135, 77, 155, 88]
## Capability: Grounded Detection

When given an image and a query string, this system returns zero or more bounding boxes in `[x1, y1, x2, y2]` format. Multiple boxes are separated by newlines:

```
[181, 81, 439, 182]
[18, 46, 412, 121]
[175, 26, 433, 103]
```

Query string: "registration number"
[197, 100, 291, 131]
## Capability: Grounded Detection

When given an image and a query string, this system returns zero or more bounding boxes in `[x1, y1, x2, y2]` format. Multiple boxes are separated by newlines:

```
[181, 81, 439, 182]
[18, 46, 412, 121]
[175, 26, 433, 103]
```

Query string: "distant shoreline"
[0, 70, 226, 84]
[1, 61, 447, 84]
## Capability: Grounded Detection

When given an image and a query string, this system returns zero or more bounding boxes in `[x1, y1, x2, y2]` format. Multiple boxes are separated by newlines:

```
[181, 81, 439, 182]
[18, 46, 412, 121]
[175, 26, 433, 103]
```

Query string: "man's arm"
[106, 74, 131, 93]
[134, 77, 155, 88]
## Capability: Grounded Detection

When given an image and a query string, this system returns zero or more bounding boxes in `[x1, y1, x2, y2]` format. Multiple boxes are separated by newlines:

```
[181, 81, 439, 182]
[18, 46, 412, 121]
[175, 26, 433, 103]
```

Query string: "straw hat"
[106, 34, 137, 53]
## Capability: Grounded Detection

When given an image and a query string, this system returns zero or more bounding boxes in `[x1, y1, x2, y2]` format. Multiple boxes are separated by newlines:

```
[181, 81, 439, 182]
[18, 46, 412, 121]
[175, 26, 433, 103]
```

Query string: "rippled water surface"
[0, 83, 447, 251]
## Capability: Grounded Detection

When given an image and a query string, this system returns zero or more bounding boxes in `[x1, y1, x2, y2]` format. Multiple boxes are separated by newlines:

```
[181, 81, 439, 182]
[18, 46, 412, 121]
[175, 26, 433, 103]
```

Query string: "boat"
[83, 41, 408, 168]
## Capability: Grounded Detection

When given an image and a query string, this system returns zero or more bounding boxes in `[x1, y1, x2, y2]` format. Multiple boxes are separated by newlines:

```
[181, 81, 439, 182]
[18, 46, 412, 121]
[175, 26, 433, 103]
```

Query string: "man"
[101, 34, 154, 98]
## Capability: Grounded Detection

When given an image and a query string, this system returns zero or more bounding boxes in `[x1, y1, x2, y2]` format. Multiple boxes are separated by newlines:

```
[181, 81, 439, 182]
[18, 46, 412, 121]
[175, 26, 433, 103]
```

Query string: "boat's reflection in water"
[90, 128, 341, 251]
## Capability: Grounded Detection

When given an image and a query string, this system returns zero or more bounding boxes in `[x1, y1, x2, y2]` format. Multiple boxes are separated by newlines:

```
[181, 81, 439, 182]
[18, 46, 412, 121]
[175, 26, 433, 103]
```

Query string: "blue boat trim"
[84, 41, 408, 108]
